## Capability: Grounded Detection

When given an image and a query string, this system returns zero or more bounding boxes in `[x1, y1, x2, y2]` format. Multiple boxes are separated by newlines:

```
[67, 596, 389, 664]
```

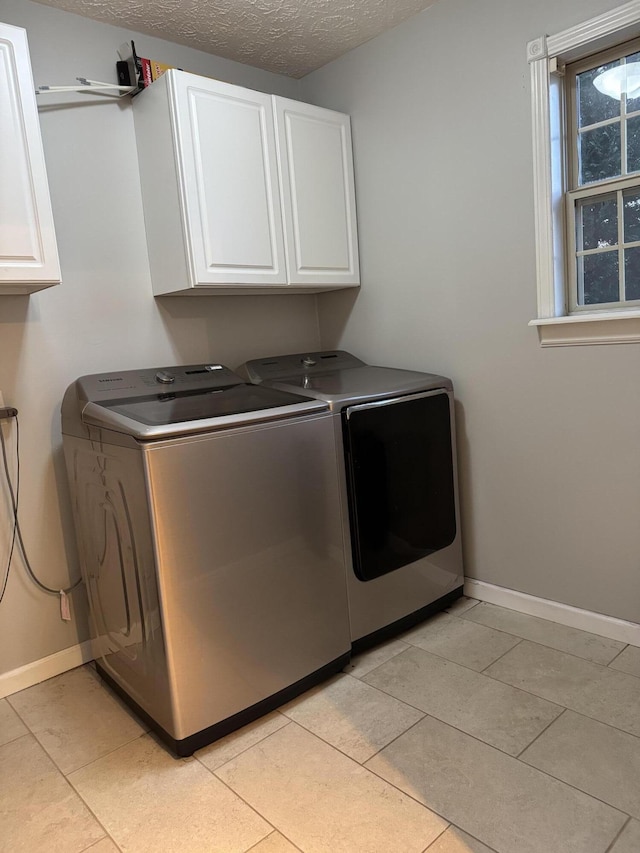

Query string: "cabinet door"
[170, 72, 287, 286]
[0, 23, 60, 293]
[274, 97, 359, 287]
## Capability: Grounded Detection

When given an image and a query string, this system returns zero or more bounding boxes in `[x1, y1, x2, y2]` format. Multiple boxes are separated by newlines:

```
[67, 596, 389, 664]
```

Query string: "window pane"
[624, 246, 640, 299]
[627, 114, 640, 173]
[626, 51, 640, 111]
[577, 62, 621, 127]
[627, 93, 640, 112]
[580, 251, 619, 304]
[623, 191, 640, 242]
[578, 197, 617, 250]
[579, 124, 621, 184]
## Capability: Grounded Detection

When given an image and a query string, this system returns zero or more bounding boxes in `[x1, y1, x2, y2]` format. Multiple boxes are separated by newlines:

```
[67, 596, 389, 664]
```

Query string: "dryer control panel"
[243, 351, 365, 383]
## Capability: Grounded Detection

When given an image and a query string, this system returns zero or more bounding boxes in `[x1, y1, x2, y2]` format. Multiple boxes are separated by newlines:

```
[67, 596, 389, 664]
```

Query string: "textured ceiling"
[31, 0, 438, 78]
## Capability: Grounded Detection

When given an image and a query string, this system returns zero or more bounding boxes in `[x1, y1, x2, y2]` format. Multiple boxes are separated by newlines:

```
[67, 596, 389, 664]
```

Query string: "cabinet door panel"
[173, 75, 287, 285]
[275, 98, 359, 287]
[0, 25, 60, 291]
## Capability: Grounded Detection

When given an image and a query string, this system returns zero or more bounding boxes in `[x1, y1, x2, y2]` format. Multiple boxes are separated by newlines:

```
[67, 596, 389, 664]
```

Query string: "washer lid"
[267, 367, 451, 409]
[63, 363, 328, 439]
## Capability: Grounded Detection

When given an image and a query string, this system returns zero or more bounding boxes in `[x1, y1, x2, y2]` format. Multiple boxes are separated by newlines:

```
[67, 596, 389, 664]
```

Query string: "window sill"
[529, 310, 640, 346]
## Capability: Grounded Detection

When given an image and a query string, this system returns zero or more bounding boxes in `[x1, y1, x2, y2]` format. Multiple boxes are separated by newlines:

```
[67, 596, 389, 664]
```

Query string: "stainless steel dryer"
[241, 351, 464, 651]
[61, 363, 351, 755]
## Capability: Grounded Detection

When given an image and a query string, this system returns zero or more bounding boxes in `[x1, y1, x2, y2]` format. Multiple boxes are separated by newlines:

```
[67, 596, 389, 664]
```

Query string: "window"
[567, 41, 640, 312]
[528, 1, 640, 345]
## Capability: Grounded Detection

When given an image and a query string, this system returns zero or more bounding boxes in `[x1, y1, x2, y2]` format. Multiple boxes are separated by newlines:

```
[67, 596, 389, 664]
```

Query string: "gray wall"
[302, 0, 640, 622]
[0, 0, 317, 676]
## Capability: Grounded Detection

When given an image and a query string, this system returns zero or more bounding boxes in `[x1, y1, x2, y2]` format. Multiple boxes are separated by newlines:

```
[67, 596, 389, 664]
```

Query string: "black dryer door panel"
[343, 389, 457, 582]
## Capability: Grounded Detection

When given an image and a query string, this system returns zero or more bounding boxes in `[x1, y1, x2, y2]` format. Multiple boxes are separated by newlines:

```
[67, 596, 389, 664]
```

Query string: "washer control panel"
[75, 364, 241, 403]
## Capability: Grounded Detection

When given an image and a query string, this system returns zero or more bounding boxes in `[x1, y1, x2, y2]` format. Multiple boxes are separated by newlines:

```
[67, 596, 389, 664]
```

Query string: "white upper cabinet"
[0, 23, 60, 294]
[133, 70, 359, 294]
[134, 71, 287, 292]
[274, 97, 359, 287]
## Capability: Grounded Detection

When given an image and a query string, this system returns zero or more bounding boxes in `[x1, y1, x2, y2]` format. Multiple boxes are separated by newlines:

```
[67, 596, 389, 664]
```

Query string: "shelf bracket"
[36, 77, 136, 98]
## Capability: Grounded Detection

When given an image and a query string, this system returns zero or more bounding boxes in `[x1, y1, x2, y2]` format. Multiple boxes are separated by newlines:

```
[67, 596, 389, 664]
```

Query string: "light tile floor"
[1, 598, 639, 853]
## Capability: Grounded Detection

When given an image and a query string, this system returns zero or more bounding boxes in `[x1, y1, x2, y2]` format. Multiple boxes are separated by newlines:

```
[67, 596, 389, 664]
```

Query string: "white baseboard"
[2, 583, 637, 699]
[0, 641, 94, 699]
[464, 579, 640, 646]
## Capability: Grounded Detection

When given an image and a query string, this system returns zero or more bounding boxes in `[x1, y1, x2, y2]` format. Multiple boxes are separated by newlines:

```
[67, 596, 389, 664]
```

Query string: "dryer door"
[343, 389, 457, 581]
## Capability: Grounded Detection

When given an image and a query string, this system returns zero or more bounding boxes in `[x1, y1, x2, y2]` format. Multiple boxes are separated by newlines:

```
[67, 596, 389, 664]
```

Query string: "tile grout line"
[356, 608, 575, 682]
[365, 701, 635, 827]
[347, 644, 413, 681]
[459, 604, 632, 667]
[509, 754, 634, 827]
[420, 823, 449, 852]
[409, 610, 637, 673]
[79, 833, 123, 852]
[479, 648, 640, 743]
[59, 729, 150, 779]
[603, 815, 632, 853]
[445, 598, 481, 617]
[345, 642, 411, 680]
[471, 626, 629, 669]
[193, 717, 292, 775]
[5, 692, 33, 728]
[360, 656, 452, 714]
[216, 719, 452, 850]
[208, 755, 284, 847]
[354, 708, 428, 765]
[364, 640, 640, 754]
[496, 636, 631, 669]
[0, 729, 30, 749]
[202, 720, 332, 851]
[65, 770, 125, 844]
[512, 711, 640, 821]
[362, 644, 569, 746]
[263, 698, 425, 766]
[515, 707, 567, 759]
[607, 643, 631, 668]
[70, 725, 286, 853]
[478, 636, 524, 673]
[363, 713, 629, 851]
[12, 732, 118, 852]
[400, 616, 632, 680]
[405, 608, 528, 655]
[369, 710, 544, 783]
[362, 715, 499, 840]
[400, 636, 523, 674]
[282, 719, 458, 838]
[228, 641, 640, 824]
[460, 599, 634, 646]
[4, 666, 152, 771]
[518, 702, 640, 747]
[244, 828, 303, 853]
[423, 822, 501, 853]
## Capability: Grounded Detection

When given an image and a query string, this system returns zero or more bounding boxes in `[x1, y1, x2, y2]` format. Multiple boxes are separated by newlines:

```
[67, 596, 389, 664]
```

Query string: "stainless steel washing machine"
[61, 362, 351, 755]
[241, 351, 464, 651]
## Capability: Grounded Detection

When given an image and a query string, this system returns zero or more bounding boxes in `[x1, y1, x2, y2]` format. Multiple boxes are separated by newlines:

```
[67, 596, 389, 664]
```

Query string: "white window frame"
[528, 0, 640, 346]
